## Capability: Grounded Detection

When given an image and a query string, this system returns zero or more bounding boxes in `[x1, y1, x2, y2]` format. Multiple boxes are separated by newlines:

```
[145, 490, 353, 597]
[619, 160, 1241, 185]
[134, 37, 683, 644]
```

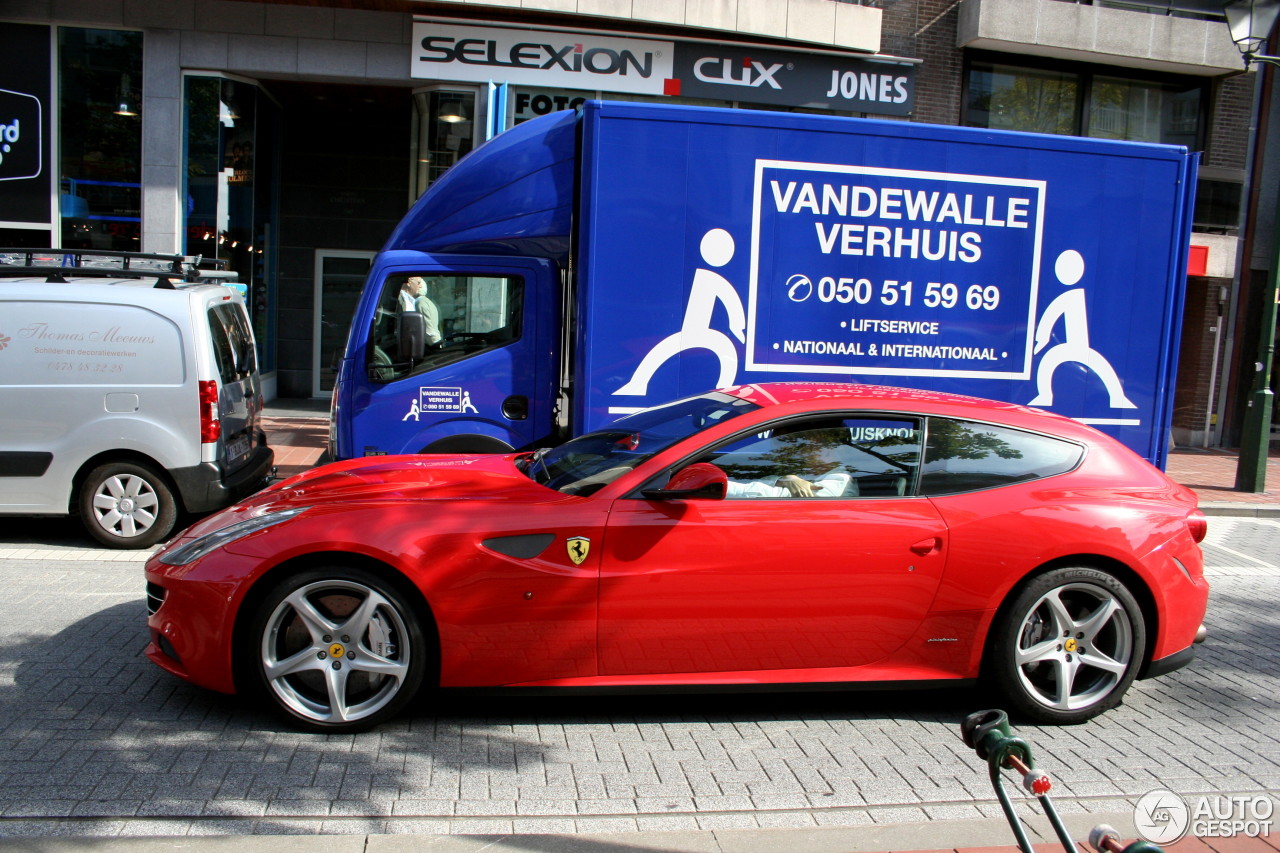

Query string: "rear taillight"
[1187, 509, 1208, 544]
[199, 380, 221, 443]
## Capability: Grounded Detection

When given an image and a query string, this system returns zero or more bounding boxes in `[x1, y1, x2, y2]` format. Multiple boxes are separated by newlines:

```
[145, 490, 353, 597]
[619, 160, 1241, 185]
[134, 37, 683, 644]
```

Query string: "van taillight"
[1187, 509, 1208, 544]
[199, 380, 221, 443]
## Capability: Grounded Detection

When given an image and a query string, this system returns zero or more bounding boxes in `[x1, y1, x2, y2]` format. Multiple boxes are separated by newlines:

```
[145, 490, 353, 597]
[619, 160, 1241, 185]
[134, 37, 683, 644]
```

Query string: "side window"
[367, 272, 523, 383]
[918, 418, 1083, 496]
[700, 416, 922, 499]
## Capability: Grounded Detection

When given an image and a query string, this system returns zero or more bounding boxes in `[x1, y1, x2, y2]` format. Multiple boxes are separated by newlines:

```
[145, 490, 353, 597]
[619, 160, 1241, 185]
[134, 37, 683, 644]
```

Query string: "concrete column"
[140, 28, 183, 254]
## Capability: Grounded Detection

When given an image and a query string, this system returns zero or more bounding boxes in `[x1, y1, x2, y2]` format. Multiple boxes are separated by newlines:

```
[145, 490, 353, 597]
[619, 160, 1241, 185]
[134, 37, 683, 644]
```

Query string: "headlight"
[158, 507, 310, 566]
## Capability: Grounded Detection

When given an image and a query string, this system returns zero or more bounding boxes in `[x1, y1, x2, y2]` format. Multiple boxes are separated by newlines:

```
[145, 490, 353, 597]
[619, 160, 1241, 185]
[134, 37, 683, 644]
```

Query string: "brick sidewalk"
[1166, 447, 1280, 505]
[262, 416, 328, 479]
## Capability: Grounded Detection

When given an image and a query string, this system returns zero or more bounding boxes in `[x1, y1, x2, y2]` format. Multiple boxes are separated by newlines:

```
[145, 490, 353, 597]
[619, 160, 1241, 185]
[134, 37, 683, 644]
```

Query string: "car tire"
[989, 567, 1146, 725]
[78, 461, 179, 549]
[248, 567, 427, 733]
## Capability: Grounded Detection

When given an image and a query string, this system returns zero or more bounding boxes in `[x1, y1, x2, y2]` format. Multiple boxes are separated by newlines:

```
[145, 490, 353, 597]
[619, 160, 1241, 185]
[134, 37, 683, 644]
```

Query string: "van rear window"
[208, 303, 257, 384]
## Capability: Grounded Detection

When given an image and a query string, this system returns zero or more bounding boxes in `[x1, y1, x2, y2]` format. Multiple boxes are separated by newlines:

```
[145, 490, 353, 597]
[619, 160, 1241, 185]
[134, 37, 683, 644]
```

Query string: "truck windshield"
[521, 391, 761, 495]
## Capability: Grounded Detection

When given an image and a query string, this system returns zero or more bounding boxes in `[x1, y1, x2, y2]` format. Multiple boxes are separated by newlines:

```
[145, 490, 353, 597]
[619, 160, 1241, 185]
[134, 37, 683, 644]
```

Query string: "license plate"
[226, 434, 251, 462]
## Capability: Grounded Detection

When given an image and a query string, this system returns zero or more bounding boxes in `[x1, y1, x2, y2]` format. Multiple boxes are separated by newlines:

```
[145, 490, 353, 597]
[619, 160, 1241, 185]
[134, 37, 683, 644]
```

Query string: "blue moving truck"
[330, 101, 1197, 467]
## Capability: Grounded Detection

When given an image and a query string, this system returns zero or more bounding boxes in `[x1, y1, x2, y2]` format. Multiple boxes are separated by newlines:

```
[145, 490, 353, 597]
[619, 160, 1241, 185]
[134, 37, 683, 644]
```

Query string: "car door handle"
[910, 537, 942, 556]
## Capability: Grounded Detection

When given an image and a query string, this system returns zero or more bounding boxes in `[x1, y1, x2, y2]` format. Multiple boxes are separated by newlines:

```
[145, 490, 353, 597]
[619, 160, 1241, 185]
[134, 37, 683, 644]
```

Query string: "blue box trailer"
[331, 100, 1197, 467]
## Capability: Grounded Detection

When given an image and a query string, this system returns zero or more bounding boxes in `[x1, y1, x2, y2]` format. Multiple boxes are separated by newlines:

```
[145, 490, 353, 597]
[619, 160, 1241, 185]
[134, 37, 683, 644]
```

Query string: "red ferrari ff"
[145, 383, 1209, 732]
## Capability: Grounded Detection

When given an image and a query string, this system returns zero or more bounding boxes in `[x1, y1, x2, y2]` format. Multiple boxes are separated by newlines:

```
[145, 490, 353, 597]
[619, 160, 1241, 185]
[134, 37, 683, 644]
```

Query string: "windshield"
[522, 392, 761, 495]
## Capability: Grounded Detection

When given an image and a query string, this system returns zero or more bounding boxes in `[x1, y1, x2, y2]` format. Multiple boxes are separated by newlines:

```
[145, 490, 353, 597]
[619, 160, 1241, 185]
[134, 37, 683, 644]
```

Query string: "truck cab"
[331, 251, 558, 457]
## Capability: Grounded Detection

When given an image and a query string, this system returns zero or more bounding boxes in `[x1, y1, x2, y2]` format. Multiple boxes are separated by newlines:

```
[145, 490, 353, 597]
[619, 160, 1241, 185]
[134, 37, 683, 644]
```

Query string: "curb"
[0, 811, 1151, 852]
[1200, 503, 1280, 518]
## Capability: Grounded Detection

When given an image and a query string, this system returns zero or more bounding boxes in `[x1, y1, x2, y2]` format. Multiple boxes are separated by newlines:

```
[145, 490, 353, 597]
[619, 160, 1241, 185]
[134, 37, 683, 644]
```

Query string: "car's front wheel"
[990, 567, 1146, 724]
[78, 461, 178, 549]
[248, 567, 427, 732]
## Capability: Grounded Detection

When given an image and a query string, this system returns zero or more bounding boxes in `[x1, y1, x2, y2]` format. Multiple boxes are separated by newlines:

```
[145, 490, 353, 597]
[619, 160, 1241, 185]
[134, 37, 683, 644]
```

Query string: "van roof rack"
[0, 248, 220, 287]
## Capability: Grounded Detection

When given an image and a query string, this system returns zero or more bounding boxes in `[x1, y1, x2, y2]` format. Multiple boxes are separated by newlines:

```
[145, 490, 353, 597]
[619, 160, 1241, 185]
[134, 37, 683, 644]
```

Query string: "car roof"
[721, 382, 1096, 438]
[726, 381, 1027, 410]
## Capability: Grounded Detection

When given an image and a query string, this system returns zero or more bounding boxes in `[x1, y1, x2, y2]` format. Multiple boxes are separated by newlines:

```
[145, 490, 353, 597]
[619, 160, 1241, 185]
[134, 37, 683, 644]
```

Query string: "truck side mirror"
[398, 310, 427, 361]
[641, 462, 728, 500]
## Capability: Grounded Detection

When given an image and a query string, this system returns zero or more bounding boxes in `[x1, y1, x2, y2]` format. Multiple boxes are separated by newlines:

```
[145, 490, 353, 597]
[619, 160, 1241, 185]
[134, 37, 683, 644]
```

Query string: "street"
[0, 515, 1275, 840]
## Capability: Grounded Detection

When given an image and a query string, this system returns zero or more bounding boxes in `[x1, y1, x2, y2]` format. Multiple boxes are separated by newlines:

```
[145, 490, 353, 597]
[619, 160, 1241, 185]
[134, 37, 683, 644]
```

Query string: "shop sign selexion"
[412, 23, 673, 96]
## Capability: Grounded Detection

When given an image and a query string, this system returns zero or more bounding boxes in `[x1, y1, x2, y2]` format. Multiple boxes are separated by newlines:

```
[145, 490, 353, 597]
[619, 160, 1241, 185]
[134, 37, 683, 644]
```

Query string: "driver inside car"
[712, 422, 856, 498]
[726, 468, 852, 498]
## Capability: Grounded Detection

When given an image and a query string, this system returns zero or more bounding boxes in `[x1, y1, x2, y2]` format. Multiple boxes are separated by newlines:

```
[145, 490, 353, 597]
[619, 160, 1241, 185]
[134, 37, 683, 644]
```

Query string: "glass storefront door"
[314, 251, 375, 397]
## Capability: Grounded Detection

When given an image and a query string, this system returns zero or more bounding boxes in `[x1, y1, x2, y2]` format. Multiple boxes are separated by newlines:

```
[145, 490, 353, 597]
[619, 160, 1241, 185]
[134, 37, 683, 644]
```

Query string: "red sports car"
[145, 383, 1209, 732]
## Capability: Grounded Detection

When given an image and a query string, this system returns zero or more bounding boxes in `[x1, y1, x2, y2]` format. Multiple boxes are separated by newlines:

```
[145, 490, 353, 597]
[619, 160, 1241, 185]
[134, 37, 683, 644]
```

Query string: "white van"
[0, 249, 274, 548]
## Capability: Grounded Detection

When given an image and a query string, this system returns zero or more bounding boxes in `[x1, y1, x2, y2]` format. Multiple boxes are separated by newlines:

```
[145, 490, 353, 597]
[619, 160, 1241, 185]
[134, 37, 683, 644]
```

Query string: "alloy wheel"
[259, 577, 414, 727]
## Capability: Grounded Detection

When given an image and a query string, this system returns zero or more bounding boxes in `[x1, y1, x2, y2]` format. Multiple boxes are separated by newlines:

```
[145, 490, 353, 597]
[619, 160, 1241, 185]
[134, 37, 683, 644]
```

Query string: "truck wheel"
[247, 567, 427, 733]
[989, 567, 1145, 725]
[79, 461, 179, 549]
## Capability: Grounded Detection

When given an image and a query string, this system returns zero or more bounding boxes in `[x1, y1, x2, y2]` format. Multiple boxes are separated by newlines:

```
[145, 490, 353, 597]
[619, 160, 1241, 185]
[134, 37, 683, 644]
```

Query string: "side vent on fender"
[482, 533, 556, 559]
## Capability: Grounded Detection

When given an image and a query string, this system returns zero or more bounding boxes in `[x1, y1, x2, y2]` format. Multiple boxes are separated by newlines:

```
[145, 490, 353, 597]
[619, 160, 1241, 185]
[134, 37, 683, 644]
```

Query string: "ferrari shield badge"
[566, 536, 590, 565]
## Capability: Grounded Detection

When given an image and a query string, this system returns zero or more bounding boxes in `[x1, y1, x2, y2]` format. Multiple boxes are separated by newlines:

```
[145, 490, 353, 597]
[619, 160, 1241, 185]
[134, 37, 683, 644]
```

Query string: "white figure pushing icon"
[614, 228, 747, 396]
[1029, 249, 1136, 409]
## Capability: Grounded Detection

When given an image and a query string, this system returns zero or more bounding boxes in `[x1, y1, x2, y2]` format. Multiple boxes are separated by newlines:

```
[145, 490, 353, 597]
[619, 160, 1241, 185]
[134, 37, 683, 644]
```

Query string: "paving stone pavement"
[0, 517, 1276, 842]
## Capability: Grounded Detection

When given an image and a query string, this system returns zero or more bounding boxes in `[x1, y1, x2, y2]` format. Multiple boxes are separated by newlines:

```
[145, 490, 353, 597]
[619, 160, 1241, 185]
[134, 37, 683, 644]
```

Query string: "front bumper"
[144, 558, 243, 695]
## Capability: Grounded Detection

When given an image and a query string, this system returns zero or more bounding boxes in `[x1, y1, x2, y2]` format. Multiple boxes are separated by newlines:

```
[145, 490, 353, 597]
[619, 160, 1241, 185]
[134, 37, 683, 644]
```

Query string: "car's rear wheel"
[249, 567, 426, 732]
[78, 461, 178, 549]
[990, 567, 1145, 724]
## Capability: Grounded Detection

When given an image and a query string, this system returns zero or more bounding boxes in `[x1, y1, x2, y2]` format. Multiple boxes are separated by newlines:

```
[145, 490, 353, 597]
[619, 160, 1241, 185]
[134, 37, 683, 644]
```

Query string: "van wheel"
[79, 461, 178, 549]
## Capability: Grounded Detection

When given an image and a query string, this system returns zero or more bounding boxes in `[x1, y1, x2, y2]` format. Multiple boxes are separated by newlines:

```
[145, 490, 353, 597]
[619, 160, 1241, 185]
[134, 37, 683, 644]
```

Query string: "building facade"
[0, 0, 1269, 449]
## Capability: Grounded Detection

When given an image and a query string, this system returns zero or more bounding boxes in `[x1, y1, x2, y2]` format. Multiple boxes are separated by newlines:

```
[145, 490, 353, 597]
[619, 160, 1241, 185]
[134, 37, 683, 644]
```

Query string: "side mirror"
[641, 462, 728, 501]
[398, 310, 427, 361]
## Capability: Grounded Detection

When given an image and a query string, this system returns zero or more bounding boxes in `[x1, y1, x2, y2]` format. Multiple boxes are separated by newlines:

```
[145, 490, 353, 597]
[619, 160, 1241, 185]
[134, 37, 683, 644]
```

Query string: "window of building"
[412, 87, 477, 198]
[1087, 76, 1201, 148]
[965, 52, 1220, 231]
[1194, 174, 1244, 233]
[57, 28, 143, 251]
[966, 63, 1079, 135]
[964, 52, 1207, 148]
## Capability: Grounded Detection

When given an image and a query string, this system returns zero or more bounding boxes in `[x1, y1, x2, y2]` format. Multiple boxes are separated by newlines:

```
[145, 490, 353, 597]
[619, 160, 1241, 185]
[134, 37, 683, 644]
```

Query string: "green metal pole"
[1235, 169, 1280, 492]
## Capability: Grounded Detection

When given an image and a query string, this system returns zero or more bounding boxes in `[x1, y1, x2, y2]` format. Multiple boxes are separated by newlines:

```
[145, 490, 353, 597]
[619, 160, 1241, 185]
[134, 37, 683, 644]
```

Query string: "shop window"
[57, 28, 142, 251]
[412, 88, 477, 197]
[183, 75, 280, 372]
